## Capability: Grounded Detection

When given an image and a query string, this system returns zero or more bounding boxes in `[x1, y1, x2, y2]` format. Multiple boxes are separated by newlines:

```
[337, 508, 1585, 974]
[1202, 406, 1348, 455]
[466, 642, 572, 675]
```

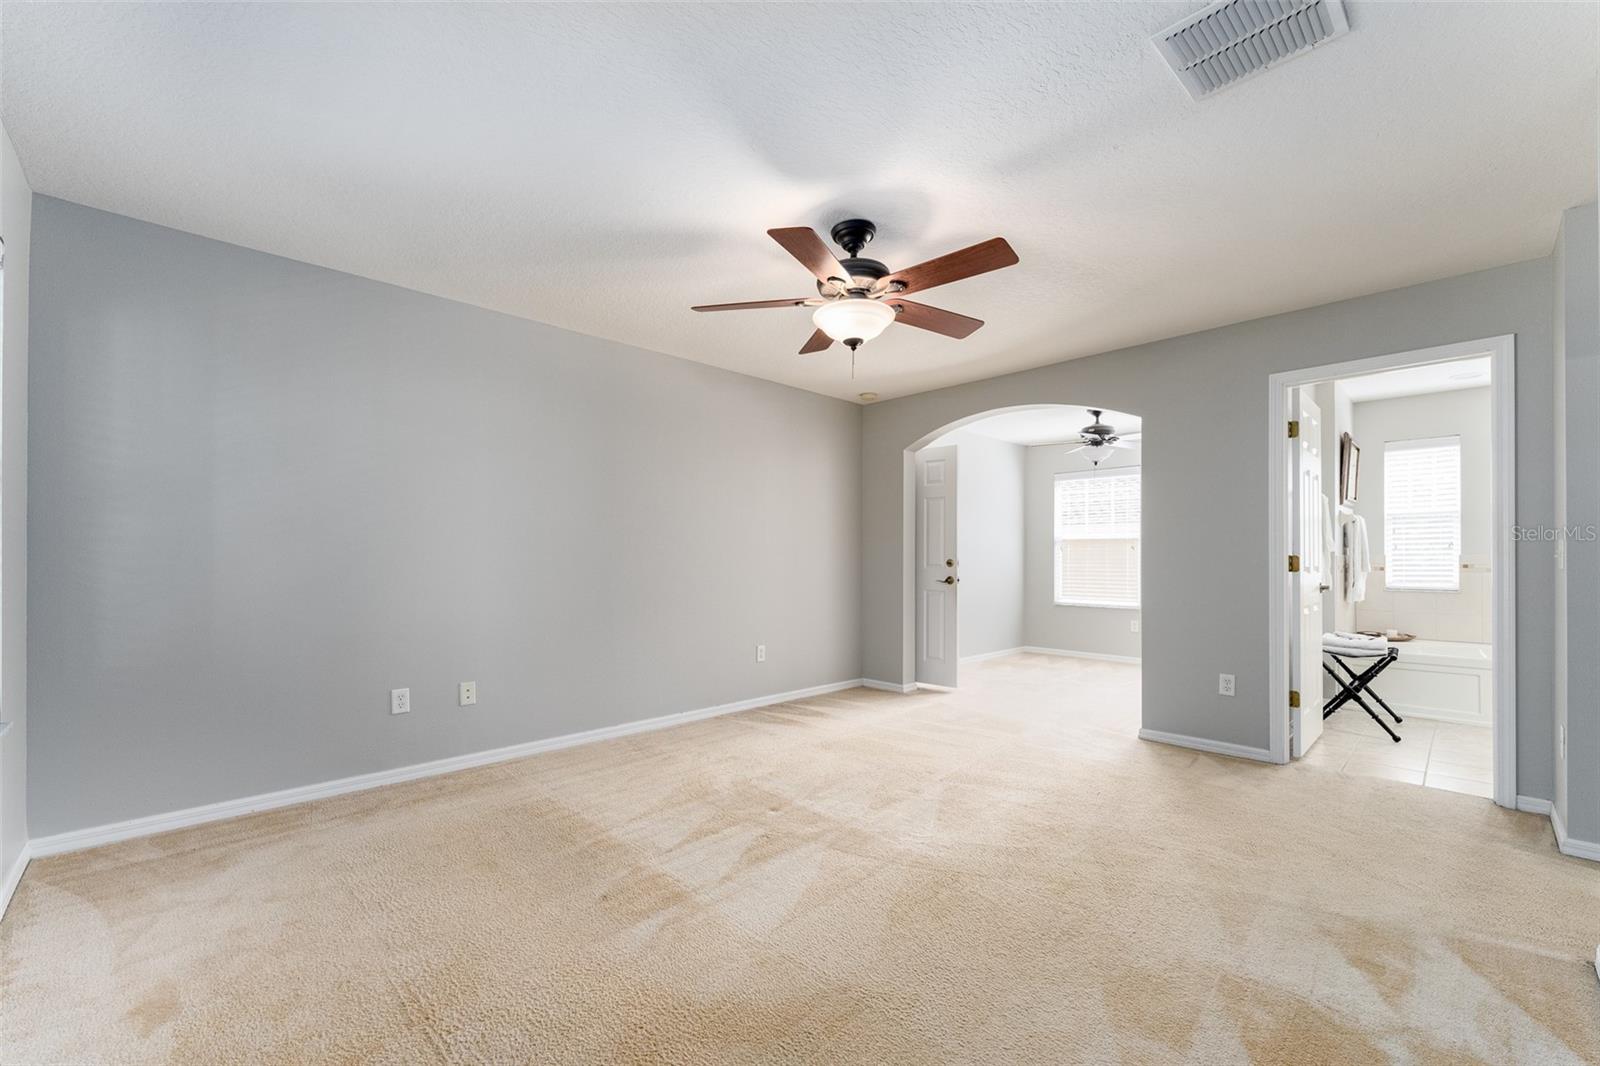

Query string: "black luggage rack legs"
[1322, 647, 1403, 743]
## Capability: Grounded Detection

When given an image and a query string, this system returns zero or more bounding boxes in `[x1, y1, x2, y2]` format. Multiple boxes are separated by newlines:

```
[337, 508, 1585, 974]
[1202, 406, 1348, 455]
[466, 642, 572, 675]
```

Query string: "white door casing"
[1291, 389, 1326, 758]
[916, 446, 959, 687]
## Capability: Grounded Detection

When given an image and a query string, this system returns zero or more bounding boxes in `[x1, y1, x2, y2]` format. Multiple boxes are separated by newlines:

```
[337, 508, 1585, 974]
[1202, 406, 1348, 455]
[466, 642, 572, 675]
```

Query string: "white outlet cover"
[459, 681, 477, 706]
[756, 645, 766, 663]
[1218, 674, 1235, 697]
[391, 688, 410, 715]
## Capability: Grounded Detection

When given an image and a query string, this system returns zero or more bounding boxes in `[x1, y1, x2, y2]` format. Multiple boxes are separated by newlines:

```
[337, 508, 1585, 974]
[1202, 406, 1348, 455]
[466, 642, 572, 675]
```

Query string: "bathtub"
[1371, 639, 1493, 726]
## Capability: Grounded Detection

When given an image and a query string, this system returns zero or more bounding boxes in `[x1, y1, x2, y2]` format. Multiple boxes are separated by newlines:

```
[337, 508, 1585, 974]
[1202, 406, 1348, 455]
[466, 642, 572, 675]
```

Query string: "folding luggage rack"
[1322, 646, 1402, 743]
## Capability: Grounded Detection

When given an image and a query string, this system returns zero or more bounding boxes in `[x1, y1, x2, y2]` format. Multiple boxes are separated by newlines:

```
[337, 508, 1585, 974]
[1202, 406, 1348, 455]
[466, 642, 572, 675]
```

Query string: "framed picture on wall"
[1339, 433, 1360, 503]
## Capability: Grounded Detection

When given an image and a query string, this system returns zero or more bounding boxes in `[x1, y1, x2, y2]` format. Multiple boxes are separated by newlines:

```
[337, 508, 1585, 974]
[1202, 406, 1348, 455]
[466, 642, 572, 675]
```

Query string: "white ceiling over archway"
[933, 406, 1140, 448]
[3, 3, 1593, 402]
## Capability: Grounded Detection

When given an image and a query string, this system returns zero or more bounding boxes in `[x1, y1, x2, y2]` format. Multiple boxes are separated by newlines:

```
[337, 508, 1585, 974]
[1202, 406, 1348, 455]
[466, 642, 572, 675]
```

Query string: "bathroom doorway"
[1268, 336, 1515, 806]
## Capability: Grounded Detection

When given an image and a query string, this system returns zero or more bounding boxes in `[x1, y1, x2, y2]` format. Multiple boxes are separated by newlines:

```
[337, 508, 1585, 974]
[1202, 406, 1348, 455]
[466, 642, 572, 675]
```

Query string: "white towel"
[1324, 631, 1386, 655]
[1322, 494, 1337, 577]
[1348, 514, 1371, 602]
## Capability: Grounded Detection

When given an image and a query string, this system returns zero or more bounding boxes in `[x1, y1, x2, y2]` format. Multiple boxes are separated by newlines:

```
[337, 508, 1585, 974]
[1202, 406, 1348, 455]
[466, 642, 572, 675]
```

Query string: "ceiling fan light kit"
[813, 297, 896, 349]
[692, 218, 1018, 362]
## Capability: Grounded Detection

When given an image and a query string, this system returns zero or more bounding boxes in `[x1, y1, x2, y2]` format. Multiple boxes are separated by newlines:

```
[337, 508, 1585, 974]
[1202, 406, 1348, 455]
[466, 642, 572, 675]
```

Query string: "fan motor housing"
[817, 256, 889, 295]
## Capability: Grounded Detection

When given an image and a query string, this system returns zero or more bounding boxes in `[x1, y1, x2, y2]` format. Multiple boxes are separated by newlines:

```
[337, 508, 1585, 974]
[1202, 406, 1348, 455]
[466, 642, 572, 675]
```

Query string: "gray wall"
[1022, 442, 1141, 659]
[1554, 202, 1599, 842]
[862, 257, 1557, 796]
[27, 197, 863, 837]
[0, 124, 30, 879]
[925, 429, 1025, 660]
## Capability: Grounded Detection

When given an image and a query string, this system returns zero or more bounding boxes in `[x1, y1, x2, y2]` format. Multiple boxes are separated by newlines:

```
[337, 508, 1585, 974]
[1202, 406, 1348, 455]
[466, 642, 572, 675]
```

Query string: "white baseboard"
[960, 647, 1024, 664]
[1551, 804, 1600, 863]
[27, 678, 868, 859]
[1138, 728, 1276, 764]
[0, 843, 31, 921]
[1515, 795, 1553, 816]
[1021, 645, 1141, 665]
[861, 679, 917, 694]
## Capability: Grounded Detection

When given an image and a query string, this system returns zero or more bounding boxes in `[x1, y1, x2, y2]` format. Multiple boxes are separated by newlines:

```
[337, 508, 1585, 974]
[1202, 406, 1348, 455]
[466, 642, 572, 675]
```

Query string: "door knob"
[942, 576, 956, 585]
[946, 558, 955, 568]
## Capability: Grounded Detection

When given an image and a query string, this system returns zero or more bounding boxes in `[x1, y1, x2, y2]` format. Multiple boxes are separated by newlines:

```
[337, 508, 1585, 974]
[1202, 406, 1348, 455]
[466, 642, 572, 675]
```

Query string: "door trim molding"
[1266, 335, 1516, 809]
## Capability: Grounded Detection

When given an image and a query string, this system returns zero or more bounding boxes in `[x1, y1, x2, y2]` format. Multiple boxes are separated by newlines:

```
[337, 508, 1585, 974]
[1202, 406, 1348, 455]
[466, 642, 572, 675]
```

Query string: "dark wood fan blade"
[880, 237, 1018, 295]
[883, 298, 984, 339]
[798, 329, 833, 355]
[692, 298, 810, 312]
[768, 228, 854, 287]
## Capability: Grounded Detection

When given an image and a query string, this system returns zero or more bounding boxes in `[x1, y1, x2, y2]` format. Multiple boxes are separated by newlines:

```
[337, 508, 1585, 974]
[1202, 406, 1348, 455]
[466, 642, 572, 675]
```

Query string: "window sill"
[1054, 601, 1141, 610]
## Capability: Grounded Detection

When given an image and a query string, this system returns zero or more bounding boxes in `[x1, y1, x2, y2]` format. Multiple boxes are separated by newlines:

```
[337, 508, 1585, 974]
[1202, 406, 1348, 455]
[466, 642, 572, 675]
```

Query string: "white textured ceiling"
[1340, 355, 1492, 403]
[937, 406, 1142, 447]
[2, 3, 1594, 402]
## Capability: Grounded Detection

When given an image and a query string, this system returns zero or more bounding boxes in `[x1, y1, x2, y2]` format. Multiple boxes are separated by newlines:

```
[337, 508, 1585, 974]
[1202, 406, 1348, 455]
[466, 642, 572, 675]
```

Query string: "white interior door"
[916, 446, 959, 687]
[1291, 389, 1327, 757]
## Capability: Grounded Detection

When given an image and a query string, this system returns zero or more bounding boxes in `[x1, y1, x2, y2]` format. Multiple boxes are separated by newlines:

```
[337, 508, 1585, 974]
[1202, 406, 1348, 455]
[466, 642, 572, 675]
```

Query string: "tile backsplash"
[1354, 562, 1491, 643]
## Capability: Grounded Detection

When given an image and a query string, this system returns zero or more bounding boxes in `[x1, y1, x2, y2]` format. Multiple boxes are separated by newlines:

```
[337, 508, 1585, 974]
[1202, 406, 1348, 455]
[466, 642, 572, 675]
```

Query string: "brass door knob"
[942, 576, 956, 585]
[946, 558, 955, 567]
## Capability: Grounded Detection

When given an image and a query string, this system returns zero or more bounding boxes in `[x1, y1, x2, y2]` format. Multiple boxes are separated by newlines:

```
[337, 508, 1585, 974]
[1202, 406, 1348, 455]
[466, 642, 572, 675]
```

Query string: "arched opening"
[904, 403, 1144, 736]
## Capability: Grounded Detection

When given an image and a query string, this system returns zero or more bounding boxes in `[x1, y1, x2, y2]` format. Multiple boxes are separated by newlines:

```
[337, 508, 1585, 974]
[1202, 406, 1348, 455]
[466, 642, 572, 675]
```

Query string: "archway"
[904, 404, 1144, 710]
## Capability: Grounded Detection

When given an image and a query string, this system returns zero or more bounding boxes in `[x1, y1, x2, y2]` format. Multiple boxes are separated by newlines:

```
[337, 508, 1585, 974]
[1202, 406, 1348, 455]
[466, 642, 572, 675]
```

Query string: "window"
[1054, 468, 1140, 608]
[1383, 436, 1461, 591]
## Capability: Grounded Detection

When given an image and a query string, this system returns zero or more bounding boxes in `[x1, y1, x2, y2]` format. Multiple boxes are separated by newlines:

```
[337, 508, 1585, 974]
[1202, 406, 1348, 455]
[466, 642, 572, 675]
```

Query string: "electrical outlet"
[459, 681, 477, 707]
[1218, 674, 1236, 697]
[390, 688, 410, 715]
[756, 644, 766, 663]
[1130, 619, 1140, 633]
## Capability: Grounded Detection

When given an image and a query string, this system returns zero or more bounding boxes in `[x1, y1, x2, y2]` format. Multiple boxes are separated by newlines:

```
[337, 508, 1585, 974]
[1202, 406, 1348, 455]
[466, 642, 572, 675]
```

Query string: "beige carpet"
[3, 654, 1597, 1064]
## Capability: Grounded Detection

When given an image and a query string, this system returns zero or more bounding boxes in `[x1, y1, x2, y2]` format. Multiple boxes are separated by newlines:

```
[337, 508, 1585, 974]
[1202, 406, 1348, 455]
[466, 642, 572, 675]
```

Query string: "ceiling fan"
[692, 219, 1018, 356]
[1067, 409, 1141, 466]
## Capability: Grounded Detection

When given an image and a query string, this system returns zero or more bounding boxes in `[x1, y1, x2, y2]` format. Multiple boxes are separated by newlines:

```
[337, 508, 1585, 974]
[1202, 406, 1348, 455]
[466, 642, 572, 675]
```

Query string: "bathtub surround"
[1368, 639, 1493, 728]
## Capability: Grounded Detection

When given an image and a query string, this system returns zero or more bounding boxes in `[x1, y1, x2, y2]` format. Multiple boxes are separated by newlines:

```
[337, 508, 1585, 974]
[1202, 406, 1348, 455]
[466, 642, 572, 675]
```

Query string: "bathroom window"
[1054, 468, 1140, 608]
[1384, 436, 1461, 591]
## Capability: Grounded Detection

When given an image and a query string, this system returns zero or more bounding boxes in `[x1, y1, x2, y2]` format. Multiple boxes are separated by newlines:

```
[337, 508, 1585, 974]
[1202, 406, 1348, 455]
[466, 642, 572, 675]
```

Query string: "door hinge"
[1289, 689, 1301, 709]
[1287, 420, 1299, 438]
[1287, 554, 1301, 572]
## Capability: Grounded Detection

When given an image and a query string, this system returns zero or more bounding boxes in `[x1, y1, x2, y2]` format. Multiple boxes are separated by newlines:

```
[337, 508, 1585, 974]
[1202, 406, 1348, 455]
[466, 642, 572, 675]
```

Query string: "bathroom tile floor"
[1308, 704, 1494, 798]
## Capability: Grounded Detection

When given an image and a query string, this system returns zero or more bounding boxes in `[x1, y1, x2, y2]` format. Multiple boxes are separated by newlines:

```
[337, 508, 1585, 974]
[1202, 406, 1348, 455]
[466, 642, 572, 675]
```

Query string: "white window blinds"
[1383, 436, 1461, 591]
[1054, 468, 1140, 608]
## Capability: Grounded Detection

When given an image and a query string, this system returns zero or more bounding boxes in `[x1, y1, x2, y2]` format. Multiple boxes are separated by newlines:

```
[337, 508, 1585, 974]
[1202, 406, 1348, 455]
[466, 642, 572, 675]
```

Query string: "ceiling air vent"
[1153, 0, 1350, 100]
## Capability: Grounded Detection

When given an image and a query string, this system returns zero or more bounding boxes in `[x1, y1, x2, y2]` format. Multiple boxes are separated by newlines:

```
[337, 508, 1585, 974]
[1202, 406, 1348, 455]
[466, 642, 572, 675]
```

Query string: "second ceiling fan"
[692, 219, 1018, 356]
